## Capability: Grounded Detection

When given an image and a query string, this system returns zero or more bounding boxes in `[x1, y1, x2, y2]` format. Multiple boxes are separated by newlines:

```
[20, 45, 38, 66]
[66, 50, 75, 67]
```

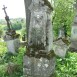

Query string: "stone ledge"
[25, 50, 55, 60]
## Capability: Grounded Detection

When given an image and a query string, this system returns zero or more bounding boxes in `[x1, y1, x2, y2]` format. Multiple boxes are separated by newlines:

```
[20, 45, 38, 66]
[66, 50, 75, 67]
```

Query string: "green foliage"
[0, 42, 7, 55]
[12, 47, 25, 65]
[56, 52, 77, 77]
[0, 30, 3, 37]
[53, 0, 75, 37]
[0, 42, 77, 77]
[11, 18, 26, 31]
[1, 18, 26, 31]
[12, 21, 22, 30]
[0, 26, 4, 38]
[0, 64, 8, 77]
[21, 19, 26, 37]
[0, 42, 25, 77]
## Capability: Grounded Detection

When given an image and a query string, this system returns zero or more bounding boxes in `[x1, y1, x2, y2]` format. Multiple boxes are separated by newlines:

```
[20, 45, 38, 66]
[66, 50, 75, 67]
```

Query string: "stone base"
[3, 32, 20, 54]
[6, 38, 20, 54]
[23, 55, 55, 77]
[70, 40, 77, 51]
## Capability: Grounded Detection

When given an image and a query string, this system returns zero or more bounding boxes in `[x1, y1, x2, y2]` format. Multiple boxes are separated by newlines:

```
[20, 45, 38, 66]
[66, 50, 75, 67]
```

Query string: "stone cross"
[23, 0, 55, 77]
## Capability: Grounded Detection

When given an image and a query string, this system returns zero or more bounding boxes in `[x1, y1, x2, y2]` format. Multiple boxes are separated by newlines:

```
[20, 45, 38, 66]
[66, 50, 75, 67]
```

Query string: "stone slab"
[6, 39, 20, 54]
[23, 55, 55, 77]
[53, 39, 68, 58]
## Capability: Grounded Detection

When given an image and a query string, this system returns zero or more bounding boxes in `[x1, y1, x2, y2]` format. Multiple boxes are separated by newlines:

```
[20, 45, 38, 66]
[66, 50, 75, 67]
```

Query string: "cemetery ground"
[0, 41, 77, 77]
[0, 0, 77, 76]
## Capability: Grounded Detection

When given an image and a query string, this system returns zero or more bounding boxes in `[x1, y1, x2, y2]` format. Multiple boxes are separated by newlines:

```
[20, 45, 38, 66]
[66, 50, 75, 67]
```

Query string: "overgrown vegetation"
[0, 0, 77, 77]
[53, 0, 75, 37]
[0, 42, 77, 77]
[0, 42, 25, 77]
[56, 52, 77, 77]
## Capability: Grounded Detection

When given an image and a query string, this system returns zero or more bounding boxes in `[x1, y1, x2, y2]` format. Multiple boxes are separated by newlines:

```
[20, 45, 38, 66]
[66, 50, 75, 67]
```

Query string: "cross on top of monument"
[2, 5, 12, 31]
[2, 5, 7, 10]
[2, 5, 7, 16]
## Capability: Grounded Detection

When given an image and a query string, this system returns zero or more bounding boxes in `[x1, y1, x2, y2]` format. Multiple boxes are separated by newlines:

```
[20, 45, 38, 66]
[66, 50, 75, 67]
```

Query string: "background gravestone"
[53, 39, 68, 58]
[70, 1, 77, 50]
[3, 5, 20, 54]
[58, 26, 65, 39]
[23, 0, 55, 77]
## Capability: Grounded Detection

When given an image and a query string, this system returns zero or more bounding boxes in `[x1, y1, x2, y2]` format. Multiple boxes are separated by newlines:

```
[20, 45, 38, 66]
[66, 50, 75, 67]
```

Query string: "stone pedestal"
[53, 39, 68, 58]
[4, 31, 20, 54]
[23, 54, 55, 77]
[70, 1, 77, 50]
[6, 38, 20, 54]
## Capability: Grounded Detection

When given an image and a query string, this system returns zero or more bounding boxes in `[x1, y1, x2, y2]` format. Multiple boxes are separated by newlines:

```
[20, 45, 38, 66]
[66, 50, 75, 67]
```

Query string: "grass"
[0, 42, 7, 55]
[0, 42, 25, 77]
[55, 52, 77, 77]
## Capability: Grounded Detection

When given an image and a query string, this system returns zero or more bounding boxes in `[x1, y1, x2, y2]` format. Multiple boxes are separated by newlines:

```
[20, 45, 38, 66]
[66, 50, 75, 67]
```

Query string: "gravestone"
[53, 39, 68, 58]
[3, 5, 20, 54]
[70, 1, 77, 50]
[23, 0, 55, 77]
[53, 25, 68, 58]
[58, 26, 65, 39]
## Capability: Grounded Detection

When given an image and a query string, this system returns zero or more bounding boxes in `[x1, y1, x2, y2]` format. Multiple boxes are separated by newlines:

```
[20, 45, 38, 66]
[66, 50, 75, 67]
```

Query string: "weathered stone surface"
[23, 55, 55, 77]
[24, 0, 32, 41]
[3, 31, 20, 54]
[71, 15, 77, 40]
[70, 1, 77, 50]
[3, 30, 20, 41]
[28, 0, 53, 53]
[24, 0, 54, 77]
[53, 39, 68, 58]
[6, 38, 20, 54]
[58, 27, 65, 39]
[70, 40, 77, 50]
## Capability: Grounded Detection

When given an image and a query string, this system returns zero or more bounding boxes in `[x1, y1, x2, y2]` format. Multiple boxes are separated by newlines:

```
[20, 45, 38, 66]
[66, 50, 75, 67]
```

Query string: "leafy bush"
[56, 52, 77, 77]
[0, 63, 8, 77]
[53, 0, 75, 37]
[0, 42, 7, 55]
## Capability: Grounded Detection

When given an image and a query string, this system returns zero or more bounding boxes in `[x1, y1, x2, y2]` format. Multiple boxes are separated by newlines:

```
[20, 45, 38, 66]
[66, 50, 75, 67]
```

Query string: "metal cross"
[2, 5, 11, 31]
[2, 5, 8, 16]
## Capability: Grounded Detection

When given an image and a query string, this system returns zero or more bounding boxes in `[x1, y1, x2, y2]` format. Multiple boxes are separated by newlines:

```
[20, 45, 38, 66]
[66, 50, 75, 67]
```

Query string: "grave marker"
[70, 1, 77, 50]
[3, 5, 20, 54]
[23, 0, 55, 77]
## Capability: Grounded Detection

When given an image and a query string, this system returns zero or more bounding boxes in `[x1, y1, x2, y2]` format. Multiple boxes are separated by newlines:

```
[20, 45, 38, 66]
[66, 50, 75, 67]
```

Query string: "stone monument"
[53, 25, 68, 58]
[58, 26, 65, 39]
[23, 0, 55, 77]
[53, 39, 68, 58]
[70, 1, 77, 51]
[2, 5, 20, 54]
